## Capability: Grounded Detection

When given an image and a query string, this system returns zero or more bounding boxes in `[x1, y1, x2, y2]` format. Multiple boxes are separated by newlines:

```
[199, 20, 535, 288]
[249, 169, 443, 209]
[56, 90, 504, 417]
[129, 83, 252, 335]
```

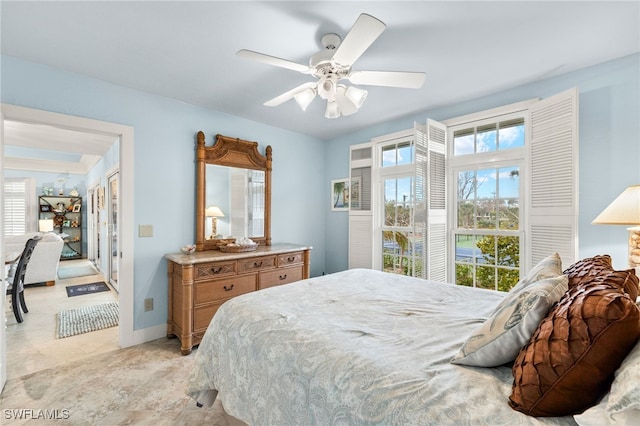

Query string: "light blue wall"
[3, 53, 638, 331]
[324, 53, 640, 273]
[1, 55, 326, 330]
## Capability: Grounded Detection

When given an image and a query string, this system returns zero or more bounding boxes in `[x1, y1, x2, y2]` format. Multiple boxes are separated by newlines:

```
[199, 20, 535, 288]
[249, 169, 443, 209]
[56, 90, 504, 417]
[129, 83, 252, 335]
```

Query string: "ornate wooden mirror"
[195, 132, 272, 251]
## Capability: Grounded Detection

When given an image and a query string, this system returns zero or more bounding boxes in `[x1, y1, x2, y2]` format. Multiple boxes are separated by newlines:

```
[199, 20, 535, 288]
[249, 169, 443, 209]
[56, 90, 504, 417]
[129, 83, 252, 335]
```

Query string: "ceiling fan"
[237, 13, 426, 119]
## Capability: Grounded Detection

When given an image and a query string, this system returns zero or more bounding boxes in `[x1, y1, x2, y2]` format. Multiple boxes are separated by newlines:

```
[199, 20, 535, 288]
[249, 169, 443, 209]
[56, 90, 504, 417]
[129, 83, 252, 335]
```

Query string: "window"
[375, 134, 421, 277]
[4, 178, 36, 236]
[450, 114, 526, 291]
[454, 165, 522, 291]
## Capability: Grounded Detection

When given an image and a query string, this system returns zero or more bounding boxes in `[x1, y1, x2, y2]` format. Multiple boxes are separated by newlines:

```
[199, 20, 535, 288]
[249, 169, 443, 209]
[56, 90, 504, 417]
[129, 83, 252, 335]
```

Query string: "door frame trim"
[1, 103, 135, 348]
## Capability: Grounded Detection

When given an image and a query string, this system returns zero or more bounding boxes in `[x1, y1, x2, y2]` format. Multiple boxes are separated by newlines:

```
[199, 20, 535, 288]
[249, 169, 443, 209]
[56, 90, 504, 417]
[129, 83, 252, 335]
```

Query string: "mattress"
[186, 268, 576, 425]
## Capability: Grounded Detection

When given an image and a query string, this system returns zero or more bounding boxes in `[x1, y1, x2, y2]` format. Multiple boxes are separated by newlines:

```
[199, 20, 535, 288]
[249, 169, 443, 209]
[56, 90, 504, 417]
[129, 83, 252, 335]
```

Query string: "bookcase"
[38, 195, 83, 260]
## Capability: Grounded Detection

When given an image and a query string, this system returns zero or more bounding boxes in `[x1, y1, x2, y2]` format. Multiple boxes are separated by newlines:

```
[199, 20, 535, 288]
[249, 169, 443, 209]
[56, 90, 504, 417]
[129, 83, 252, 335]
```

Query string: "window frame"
[446, 108, 529, 290]
[372, 130, 418, 274]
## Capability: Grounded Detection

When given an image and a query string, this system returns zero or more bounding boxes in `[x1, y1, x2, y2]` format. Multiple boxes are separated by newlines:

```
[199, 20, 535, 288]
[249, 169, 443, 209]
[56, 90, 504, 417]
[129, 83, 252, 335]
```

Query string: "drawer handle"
[223, 284, 234, 292]
[279, 274, 287, 280]
[211, 267, 223, 274]
[286, 256, 296, 262]
[253, 261, 263, 267]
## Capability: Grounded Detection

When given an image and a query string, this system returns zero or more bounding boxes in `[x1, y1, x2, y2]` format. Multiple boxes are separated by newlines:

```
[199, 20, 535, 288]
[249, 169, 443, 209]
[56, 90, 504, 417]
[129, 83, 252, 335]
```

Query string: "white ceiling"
[1, 1, 639, 173]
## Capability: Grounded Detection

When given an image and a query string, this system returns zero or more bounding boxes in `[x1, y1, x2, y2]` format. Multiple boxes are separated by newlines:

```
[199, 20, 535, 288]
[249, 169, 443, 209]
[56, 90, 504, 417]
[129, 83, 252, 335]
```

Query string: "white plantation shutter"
[349, 142, 373, 269]
[425, 119, 447, 281]
[4, 178, 36, 236]
[527, 88, 578, 268]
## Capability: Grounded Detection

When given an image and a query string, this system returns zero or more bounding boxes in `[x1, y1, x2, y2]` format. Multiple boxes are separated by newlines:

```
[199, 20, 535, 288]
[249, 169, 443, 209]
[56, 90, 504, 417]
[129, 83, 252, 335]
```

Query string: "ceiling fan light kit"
[237, 13, 426, 119]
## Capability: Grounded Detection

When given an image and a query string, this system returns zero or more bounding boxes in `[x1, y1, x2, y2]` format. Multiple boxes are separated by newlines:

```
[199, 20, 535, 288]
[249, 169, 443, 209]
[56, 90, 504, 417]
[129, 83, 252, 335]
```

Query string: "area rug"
[57, 260, 99, 279]
[66, 282, 110, 297]
[56, 302, 119, 339]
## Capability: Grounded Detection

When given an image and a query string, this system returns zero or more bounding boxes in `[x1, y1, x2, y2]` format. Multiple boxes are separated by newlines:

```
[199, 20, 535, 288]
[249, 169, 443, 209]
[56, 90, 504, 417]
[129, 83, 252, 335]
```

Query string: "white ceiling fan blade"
[237, 49, 311, 74]
[348, 71, 426, 88]
[332, 13, 386, 67]
[264, 82, 317, 107]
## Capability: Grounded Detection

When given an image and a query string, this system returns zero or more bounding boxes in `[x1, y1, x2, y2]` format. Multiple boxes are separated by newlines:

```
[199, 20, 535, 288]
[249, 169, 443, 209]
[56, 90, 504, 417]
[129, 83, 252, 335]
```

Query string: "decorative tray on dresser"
[166, 243, 312, 355]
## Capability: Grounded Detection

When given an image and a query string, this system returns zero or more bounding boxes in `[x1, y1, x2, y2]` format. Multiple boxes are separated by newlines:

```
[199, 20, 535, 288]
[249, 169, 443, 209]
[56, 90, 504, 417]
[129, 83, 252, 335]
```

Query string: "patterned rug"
[56, 302, 119, 339]
[66, 282, 110, 297]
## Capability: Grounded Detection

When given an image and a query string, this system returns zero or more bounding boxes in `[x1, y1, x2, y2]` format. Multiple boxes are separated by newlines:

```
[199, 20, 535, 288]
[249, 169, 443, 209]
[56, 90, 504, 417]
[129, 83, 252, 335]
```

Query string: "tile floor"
[4, 259, 119, 380]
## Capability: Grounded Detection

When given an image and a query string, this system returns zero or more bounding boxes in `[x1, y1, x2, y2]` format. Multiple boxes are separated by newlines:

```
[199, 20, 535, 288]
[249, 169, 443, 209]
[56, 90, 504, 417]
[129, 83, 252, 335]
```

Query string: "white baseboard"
[121, 323, 167, 348]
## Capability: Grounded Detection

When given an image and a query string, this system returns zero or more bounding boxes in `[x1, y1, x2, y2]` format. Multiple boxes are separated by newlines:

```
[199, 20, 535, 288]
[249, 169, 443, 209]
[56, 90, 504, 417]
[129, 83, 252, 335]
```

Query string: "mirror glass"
[205, 165, 265, 240]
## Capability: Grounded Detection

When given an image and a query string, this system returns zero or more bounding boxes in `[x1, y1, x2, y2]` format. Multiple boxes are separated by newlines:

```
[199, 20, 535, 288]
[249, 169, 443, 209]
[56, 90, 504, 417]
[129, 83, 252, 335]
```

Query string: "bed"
[186, 262, 640, 425]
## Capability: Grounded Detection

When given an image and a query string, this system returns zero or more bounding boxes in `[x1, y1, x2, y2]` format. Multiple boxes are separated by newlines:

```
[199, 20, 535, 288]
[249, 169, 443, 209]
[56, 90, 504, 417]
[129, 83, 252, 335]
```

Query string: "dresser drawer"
[259, 265, 303, 290]
[194, 274, 256, 305]
[194, 302, 223, 332]
[238, 255, 276, 273]
[195, 260, 237, 280]
[277, 251, 304, 267]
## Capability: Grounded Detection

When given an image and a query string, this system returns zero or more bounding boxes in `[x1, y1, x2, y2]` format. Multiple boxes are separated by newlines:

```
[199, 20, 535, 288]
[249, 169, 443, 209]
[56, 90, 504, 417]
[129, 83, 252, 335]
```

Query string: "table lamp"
[205, 206, 225, 239]
[38, 219, 54, 233]
[592, 184, 640, 270]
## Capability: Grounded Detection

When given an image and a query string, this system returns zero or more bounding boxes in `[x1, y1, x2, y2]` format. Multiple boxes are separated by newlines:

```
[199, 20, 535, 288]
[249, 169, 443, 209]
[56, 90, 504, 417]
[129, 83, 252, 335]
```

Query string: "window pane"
[477, 124, 497, 153]
[454, 128, 474, 156]
[496, 236, 519, 267]
[498, 268, 520, 292]
[498, 166, 519, 230]
[384, 179, 396, 226]
[397, 142, 413, 165]
[383, 230, 413, 275]
[457, 199, 474, 228]
[476, 235, 497, 266]
[456, 263, 474, 287]
[382, 145, 396, 167]
[476, 265, 496, 290]
[455, 234, 480, 263]
[498, 119, 525, 149]
[476, 169, 497, 230]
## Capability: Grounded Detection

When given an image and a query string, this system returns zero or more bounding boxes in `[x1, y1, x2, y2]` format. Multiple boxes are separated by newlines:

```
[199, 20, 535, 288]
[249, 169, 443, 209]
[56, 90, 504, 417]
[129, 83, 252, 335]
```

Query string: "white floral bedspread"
[186, 269, 576, 425]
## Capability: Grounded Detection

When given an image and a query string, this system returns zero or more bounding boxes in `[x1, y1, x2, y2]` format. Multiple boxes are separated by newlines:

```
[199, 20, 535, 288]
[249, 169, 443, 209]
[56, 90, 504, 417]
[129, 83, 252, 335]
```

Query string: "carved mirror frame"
[196, 132, 272, 251]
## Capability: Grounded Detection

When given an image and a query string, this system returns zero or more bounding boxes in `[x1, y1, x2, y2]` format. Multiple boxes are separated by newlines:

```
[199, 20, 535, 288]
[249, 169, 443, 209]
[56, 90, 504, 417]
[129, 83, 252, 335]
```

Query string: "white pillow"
[451, 253, 566, 367]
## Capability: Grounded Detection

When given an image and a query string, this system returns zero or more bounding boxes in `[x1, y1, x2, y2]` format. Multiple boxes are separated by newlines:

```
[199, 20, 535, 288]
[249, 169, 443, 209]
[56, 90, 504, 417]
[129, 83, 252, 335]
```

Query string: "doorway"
[0, 104, 135, 361]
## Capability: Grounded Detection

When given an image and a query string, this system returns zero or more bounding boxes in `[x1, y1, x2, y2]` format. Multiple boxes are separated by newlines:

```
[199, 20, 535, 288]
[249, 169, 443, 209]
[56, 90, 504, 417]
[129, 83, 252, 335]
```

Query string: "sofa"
[4, 232, 64, 286]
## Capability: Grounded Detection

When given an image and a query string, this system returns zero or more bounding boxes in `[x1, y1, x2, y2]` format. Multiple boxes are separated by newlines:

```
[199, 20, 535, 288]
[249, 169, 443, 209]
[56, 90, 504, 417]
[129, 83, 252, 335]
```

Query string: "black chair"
[5, 235, 41, 323]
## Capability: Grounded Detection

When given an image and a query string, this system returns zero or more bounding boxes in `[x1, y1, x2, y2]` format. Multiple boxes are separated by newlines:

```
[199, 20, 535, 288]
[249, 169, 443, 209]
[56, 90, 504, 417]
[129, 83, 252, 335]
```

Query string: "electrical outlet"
[144, 298, 153, 312]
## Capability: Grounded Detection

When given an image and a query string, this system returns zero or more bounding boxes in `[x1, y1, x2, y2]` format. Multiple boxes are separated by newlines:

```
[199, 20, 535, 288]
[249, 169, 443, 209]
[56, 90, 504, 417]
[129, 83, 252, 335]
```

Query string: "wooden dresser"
[166, 243, 311, 354]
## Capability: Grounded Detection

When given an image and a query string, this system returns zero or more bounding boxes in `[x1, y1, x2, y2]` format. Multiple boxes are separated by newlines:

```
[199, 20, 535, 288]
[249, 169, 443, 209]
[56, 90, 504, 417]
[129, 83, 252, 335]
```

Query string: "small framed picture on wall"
[331, 178, 350, 211]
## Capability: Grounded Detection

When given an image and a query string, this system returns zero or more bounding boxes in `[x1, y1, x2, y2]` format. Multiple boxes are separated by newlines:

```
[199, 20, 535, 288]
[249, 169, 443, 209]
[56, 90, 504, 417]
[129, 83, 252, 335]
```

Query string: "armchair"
[4, 232, 64, 286]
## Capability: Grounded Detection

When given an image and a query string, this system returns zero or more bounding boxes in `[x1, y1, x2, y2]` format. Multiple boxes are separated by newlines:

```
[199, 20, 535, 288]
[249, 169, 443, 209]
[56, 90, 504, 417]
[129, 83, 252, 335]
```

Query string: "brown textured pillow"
[509, 270, 640, 417]
[563, 254, 613, 287]
[563, 254, 639, 300]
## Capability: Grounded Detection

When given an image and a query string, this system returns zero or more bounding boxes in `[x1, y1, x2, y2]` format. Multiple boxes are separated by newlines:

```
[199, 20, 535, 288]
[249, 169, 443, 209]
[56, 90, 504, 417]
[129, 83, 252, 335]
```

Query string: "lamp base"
[628, 226, 640, 271]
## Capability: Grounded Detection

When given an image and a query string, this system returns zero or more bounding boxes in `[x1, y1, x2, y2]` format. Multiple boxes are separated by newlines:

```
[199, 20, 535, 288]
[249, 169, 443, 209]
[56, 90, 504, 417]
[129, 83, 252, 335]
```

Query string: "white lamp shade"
[325, 100, 340, 119]
[335, 85, 358, 116]
[345, 85, 368, 108]
[293, 88, 316, 111]
[592, 184, 640, 225]
[205, 206, 225, 218]
[39, 219, 54, 232]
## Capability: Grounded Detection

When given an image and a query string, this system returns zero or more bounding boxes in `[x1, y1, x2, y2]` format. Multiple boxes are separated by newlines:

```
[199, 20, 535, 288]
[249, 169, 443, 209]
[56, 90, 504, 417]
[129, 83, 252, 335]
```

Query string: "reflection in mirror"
[205, 165, 265, 240]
